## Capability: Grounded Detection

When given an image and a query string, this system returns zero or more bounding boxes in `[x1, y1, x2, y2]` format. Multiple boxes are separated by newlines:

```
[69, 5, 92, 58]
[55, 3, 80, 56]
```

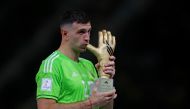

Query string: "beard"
[72, 44, 87, 53]
[79, 44, 87, 52]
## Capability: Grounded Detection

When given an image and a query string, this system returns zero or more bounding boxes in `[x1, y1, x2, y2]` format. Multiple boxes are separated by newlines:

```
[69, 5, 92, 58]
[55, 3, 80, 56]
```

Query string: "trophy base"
[97, 78, 114, 92]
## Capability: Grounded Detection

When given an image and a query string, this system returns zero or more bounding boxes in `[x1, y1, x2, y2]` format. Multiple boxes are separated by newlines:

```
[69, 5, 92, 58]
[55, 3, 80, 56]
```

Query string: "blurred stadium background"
[0, 0, 189, 109]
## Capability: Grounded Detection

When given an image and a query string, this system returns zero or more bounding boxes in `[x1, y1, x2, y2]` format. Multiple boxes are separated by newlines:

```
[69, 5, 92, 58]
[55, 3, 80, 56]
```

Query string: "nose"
[84, 33, 90, 42]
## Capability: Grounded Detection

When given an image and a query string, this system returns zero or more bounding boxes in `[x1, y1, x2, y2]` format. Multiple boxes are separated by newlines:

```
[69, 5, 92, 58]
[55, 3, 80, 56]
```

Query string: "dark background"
[0, 0, 189, 109]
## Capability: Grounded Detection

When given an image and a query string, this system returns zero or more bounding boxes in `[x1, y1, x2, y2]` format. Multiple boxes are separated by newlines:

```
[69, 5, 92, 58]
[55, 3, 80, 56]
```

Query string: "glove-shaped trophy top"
[87, 30, 116, 79]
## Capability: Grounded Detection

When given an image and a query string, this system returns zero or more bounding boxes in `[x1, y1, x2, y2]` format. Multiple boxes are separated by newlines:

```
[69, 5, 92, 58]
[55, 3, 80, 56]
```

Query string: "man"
[36, 10, 117, 109]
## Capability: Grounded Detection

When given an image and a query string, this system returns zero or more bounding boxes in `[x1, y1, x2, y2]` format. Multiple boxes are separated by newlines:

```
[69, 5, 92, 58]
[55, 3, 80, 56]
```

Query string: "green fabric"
[36, 50, 98, 103]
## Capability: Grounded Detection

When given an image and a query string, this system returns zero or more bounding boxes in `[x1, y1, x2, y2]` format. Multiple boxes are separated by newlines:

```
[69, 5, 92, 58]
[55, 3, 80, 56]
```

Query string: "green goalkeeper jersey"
[36, 50, 98, 103]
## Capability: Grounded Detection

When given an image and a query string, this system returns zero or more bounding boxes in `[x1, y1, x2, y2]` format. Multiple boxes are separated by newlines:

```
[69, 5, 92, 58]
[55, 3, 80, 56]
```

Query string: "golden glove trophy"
[87, 30, 116, 92]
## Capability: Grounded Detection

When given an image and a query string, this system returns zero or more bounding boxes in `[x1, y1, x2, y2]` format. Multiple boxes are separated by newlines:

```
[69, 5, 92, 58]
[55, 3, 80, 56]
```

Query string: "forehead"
[72, 22, 91, 30]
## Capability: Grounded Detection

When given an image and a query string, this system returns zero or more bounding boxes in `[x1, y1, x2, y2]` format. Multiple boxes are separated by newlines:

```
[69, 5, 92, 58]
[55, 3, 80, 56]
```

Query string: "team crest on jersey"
[41, 78, 52, 91]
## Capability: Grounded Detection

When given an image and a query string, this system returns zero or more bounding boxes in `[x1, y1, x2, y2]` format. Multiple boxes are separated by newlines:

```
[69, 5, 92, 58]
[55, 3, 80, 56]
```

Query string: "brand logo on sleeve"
[41, 78, 52, 91]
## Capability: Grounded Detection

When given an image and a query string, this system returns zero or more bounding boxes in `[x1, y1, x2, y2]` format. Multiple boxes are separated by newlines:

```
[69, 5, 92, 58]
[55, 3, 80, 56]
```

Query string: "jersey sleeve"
[35, 60, 61, 101]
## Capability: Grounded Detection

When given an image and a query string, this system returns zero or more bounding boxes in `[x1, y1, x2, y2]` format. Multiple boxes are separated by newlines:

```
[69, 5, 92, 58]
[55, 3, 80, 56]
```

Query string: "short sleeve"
[36, 61, 61, 100]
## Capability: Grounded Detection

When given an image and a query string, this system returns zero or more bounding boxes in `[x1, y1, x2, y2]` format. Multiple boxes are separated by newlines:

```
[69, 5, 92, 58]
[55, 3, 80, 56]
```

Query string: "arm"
[87, 30, 117, 109]
[95, 56, 117, 109]
[37, 89, 116, 109]
[37, 98, 91, 109]
[100, 100, 114, 109]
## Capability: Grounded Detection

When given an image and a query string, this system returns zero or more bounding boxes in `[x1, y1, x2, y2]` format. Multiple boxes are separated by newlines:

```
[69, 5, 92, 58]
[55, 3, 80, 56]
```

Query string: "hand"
[89, 81, 117, 108]
[87, 30, 116, 60]
[95, 56, 116, 78]
[87, 30, 116, 78]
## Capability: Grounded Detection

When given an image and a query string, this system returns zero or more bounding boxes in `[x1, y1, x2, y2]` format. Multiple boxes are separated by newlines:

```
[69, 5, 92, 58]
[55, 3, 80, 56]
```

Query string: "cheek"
[70, 37, 81, 46]
[74, 35, 83, 42]
[72, 37, 79, 42]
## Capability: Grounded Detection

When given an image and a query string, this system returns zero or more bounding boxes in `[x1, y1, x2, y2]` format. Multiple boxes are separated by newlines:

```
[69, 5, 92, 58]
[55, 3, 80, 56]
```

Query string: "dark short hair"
[60, 10, 90, 27]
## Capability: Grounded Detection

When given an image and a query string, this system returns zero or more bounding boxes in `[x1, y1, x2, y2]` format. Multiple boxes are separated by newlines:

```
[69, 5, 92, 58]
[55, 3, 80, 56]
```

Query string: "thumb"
[95, 63, 100, 69]
[87, 44, 99, 56]
[91, 80, 99, 95]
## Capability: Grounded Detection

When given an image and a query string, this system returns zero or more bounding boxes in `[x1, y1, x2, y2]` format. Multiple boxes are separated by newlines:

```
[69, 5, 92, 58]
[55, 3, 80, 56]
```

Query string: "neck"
[58, 44, 80, 62]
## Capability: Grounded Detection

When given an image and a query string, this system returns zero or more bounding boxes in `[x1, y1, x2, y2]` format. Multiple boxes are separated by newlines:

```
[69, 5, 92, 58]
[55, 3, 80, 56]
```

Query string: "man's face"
[68, 22, 91, 53]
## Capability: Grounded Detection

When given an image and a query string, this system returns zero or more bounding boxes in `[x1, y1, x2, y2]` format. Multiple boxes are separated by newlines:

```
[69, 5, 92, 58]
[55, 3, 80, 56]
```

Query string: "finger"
[95, 80, 100, 87]
[102, 30, 107, 43]
[103, 62, 115, 70]
[103, 71, 114, 78]
[107, 31, 112, 44]
[95, 63, 100, 69]
[92, 80, 100, 94]
[103, 89, 116, 97]
[92, 88, 97, 95]
[105, 96, 113, 101]
[107, 92, 117, 100]
[104, 61, 115, 67]
[103, 67, 114, 72]
[112, 36, 116, 50]
[99, 31, 103, 46]
[91, 85, 97, 95]
[87, 44, 99, 57]
[109, 56, 116, 61]
[103, 69, 115, 78]
[114, 93, 117, 99]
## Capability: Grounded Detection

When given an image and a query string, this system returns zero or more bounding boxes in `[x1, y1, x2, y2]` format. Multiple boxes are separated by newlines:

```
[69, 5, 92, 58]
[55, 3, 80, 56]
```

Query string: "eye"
[78, 29, 86, 35]
[88, 29, 91, 34]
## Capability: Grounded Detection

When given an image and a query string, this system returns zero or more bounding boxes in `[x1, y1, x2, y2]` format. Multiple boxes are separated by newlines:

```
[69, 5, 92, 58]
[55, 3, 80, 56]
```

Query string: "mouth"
[80, 44, 88, 49]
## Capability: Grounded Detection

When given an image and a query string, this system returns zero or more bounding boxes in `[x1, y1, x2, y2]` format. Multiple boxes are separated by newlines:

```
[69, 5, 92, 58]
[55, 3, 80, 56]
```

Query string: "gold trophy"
[87, 30, 116, 92]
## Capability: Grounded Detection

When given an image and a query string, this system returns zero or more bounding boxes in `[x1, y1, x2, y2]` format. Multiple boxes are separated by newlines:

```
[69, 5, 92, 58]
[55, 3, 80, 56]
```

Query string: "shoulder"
[39, 51, 61, 73]
[44, 51, 61, 64]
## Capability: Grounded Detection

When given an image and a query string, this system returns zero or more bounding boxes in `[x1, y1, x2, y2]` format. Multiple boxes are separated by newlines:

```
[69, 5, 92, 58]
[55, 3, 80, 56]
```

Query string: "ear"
[61, 29, 69, 40]
[61, 28, 67, 36]
[63, 30, 67, 36]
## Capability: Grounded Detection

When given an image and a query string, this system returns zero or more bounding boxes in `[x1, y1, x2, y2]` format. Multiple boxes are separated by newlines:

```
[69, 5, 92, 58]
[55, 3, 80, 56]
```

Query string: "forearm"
[37, 99, 92, 109]
[49, 101, 91, 109]
[100, 100, 114, 109]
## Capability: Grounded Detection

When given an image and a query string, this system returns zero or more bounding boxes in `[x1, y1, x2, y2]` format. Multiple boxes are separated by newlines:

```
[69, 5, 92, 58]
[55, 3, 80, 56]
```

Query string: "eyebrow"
[77, 28, 91, 33]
